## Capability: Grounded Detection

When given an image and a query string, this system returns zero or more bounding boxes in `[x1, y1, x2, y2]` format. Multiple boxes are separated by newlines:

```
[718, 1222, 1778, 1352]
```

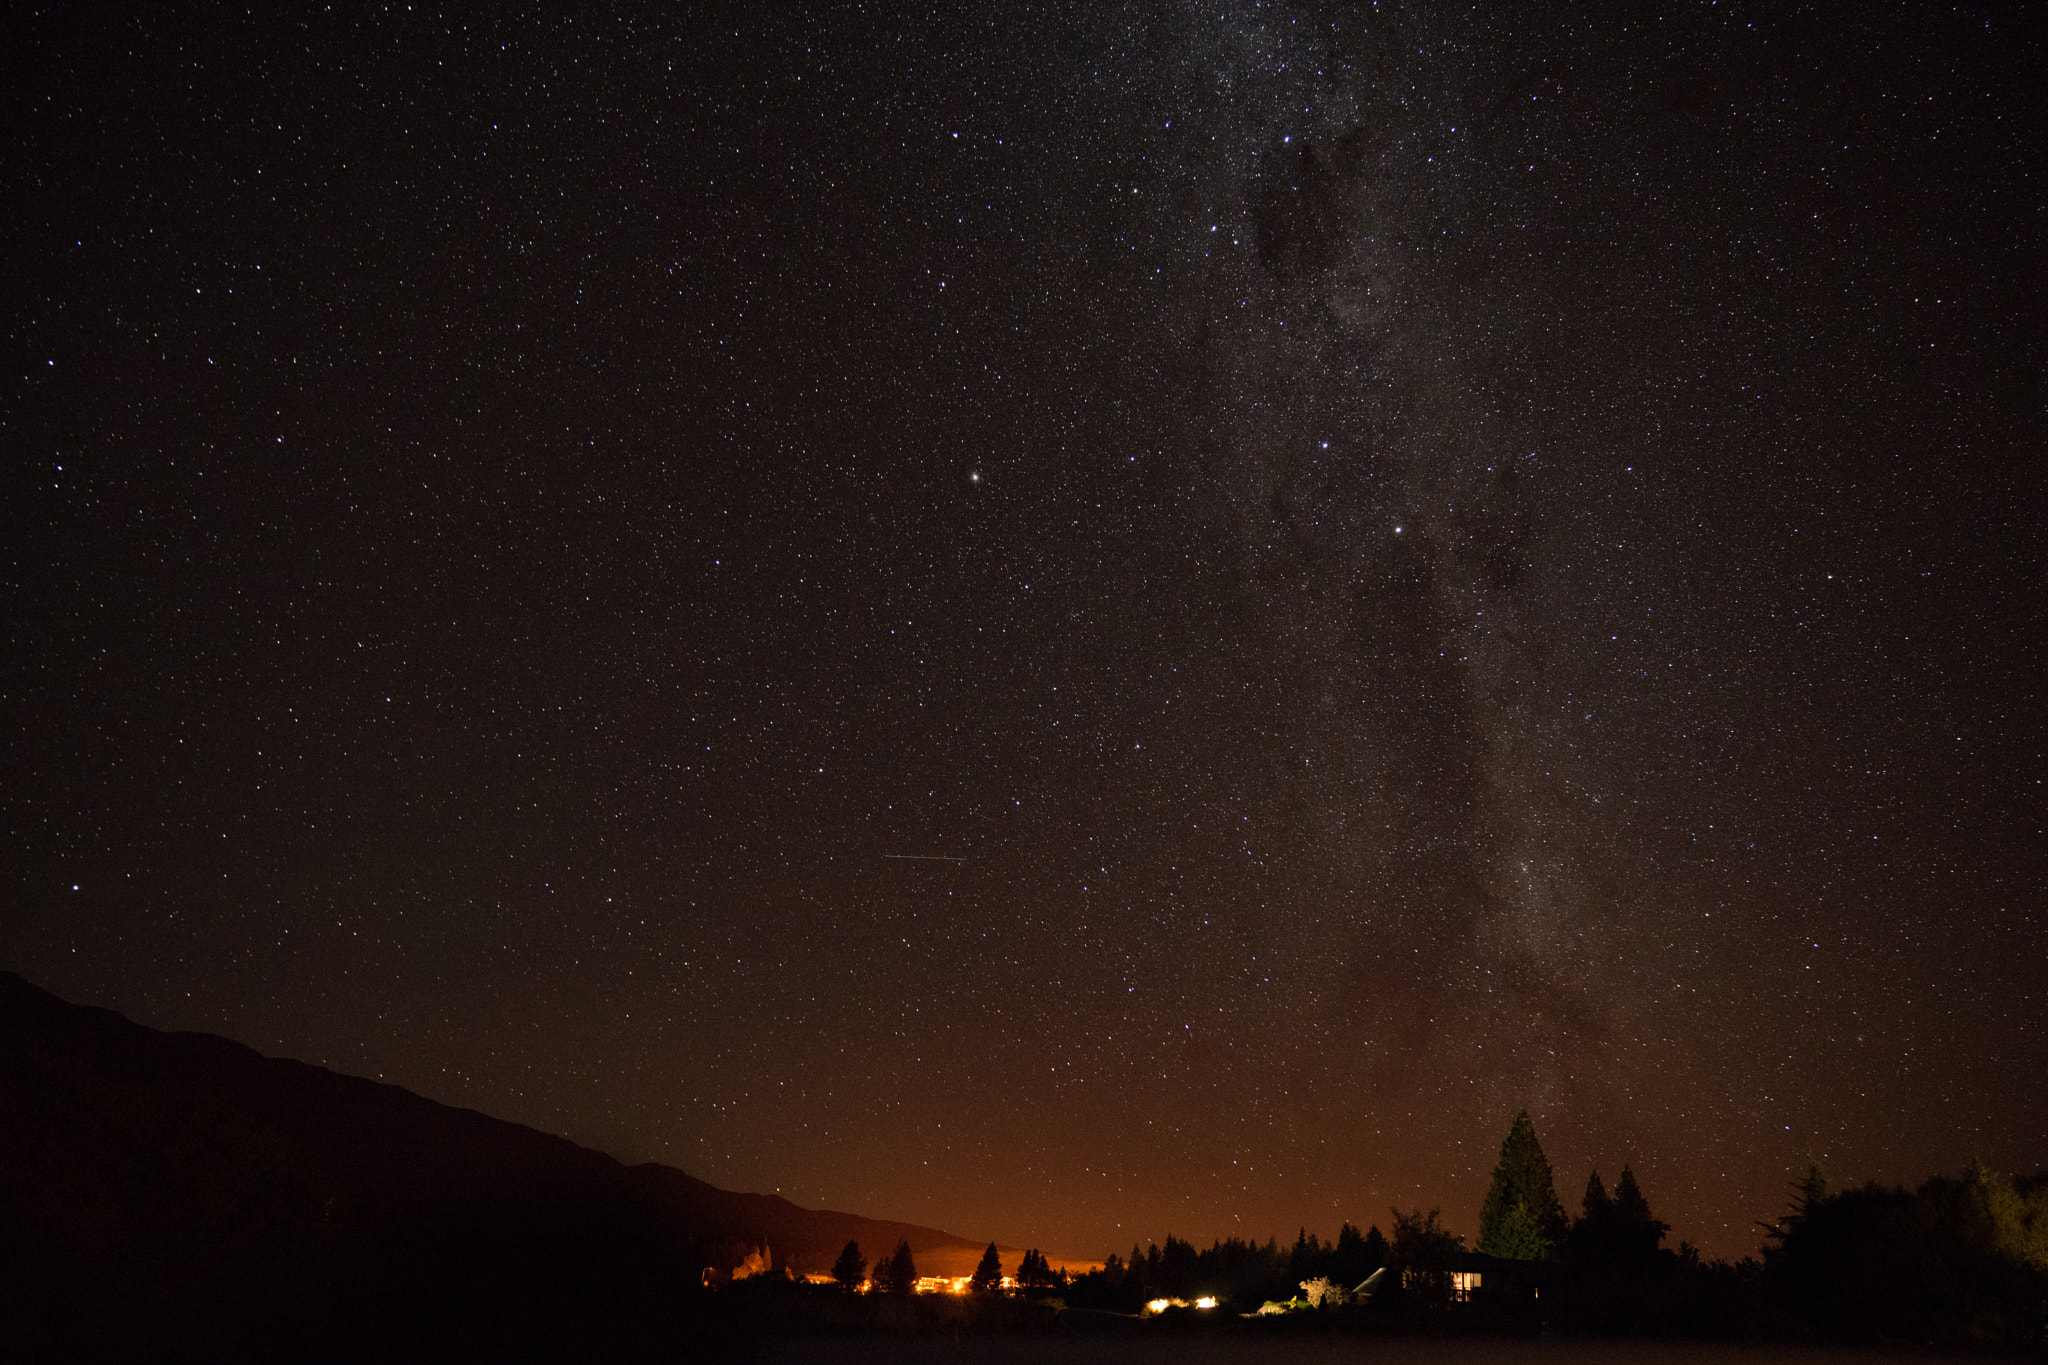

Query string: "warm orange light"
[911, 1275, 974, 1296]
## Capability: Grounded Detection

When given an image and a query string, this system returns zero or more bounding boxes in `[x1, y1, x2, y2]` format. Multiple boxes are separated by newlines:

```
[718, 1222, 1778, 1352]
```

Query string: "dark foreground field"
[756, 1341, 2004, 1365]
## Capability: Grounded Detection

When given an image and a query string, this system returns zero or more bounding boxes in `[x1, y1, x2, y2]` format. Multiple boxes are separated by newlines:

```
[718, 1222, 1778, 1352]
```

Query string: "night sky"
[5, 3, 2042, 1263]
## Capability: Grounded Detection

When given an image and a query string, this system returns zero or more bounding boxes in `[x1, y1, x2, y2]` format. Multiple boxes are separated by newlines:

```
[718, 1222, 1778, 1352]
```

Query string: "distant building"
[1447, 1251, 1560, 1302]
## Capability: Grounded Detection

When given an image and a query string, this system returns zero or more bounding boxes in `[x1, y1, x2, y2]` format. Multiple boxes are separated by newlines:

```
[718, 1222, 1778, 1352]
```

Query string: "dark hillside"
[626, 1163, 987, 1279]
[0, 971, 975, 1360]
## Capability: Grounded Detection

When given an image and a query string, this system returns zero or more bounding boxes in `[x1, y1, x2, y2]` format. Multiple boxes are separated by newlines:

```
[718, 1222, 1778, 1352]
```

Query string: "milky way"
[4, 3, 2040, 1261]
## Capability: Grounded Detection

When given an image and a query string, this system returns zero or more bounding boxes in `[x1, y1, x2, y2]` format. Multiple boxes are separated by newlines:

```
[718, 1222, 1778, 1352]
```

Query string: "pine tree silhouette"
[831, 1239, 867, 1290]
[1570, 1164, 1669, 1271]
[1362, 1224, 1389, 1275]
[1581, 1169, 1613, 1222]
[1612, 1165, 1669, 1265]
[1478, 1111, 1567, 1258]
[970, 1242, 1003, 1293]
[880, 1240, 918, 1296]
[1333, 1222, 1371, 1286]
[1017, 1247, 1062, 1295]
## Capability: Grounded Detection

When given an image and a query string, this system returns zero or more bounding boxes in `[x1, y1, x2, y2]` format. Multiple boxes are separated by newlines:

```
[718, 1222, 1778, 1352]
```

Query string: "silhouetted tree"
[1288, 1228, 1325, 1283]
[1478, 1111, 1567, 1258]
[1362, 1224, 1389, 1277]
[1065, 1251, 1143, 1312]
[1332, 1222, 1373, 1287]
[830, 1239, 867, 1290]
[1562, 1161, 1673, 1330]
[1612, 1166, 1670, 1266]
[878, 1240, 917, 1296]
[1757, 1158, 2048, 1343]
[1756, 1158, 1829, 1282]
[1390, 1207, 1464, 1309]
[1187, 1234, 1289, 1308]
[1613, 1166, 1649, 1222]
[1795, 1158, 1829, 1211]
[1582, 1169, 1614, 1222]
[969, 1242, 1003, 1294]
[1016, 1247, 1060, 1295]
[1568, 1169, 1618, 1267]
[1753, 1162, 2048, 1342]
[1157, 1235, 1198, 1296]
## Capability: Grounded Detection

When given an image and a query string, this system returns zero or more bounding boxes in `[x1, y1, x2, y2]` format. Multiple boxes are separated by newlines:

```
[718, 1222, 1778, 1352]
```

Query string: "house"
[1447, 1251, 1562, 1302]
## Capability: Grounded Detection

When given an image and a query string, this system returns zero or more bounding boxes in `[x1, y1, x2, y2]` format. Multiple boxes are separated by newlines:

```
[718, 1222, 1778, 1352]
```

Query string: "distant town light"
[912, 1275, 974, 1295]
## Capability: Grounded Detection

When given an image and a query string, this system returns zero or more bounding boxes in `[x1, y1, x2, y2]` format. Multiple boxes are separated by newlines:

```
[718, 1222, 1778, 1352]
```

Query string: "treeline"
[1066, 1223, 1389, 1312]
[1761, 1158, 2048, 1344]
[1532, 1156, 2048, 1343]
[1058, 1113, 2048, 1345]
[1479, 1110, 2048, 1343]
[805, 1239, 1067, 1297]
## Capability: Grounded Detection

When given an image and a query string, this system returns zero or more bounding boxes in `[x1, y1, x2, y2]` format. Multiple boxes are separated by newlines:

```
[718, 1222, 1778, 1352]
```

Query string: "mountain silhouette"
[0, 970, 981, 1359]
